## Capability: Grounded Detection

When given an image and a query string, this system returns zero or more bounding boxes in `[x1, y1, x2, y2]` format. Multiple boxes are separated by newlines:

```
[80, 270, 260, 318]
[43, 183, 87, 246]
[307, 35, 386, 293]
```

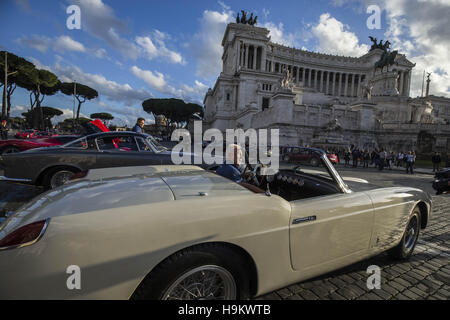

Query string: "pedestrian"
[132, 117, 145, 134]
[406, 151, 415, 174]
[0, 119, 9, 140]
[363, 150, 370, 168]
[432, 152, 441, 172]
[397, 151, 404, 167]
[344, 149, 350, 167]
[352, 148, 360, 168]
[378, 149, 386, 171]
[386, 151, 392, 170]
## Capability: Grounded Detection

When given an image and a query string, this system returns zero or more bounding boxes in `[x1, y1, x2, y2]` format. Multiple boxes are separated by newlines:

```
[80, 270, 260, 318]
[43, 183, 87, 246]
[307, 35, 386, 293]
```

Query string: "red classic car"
[281, 146, 339, 166]
[14, 130, 58, 139]
[14, 129, 37, 139]
[0, 135, 79, 154]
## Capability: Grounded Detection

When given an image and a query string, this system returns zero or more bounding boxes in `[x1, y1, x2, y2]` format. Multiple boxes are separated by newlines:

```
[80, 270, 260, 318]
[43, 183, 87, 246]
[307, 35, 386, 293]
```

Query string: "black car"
[432, 168, 450, 195]
[0, 131, 187, 188]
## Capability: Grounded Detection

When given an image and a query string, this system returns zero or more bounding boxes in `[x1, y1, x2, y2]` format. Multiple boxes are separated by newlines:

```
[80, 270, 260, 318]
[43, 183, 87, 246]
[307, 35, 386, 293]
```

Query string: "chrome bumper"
[0, 176, 32, 183]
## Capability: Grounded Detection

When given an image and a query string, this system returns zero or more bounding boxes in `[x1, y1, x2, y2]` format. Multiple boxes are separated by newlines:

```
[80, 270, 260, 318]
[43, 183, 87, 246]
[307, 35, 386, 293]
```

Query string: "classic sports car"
[281, 146, 339, 165]
[0, 131, 177, 188]
[14, 130, 57, 139]
[0, 135, 79, 155]
[0, 150, 432, 299]
[14, 129, 37, 139]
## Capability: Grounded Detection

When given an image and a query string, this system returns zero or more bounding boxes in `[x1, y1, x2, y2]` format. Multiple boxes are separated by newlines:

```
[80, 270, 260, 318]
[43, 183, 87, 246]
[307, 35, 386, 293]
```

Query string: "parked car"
[14, 130, 59, 139]
[432, 168, 450, 195]
[281, 146, 338, 165]
[0, 136, 79, 155]
[0, 131, 182, 188]
[14, 129, 37, 139]
[0, 150, 432, 299]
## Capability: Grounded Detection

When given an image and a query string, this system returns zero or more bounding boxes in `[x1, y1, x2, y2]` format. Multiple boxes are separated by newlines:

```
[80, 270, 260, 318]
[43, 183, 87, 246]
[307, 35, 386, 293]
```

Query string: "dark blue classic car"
[0, 131, 181, 188]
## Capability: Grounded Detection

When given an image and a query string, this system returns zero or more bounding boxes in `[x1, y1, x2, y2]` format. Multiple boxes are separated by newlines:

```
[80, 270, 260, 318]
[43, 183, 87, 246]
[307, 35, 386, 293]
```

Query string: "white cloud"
[136, 30, 185, 65]
[17, 35, 109, 59]
[331, 0, 450, 97]
[311, 13, 369, 56]
[72, 0, 141, 60]
[54, 36, 86, 53]
[16, 35, 51, 53]
[131, 65, 207, 103]
[263, 22, 300, 47]
[130, 66, 167, 93]
[46, 60, 152, 106]
[191, 7, 234, 78]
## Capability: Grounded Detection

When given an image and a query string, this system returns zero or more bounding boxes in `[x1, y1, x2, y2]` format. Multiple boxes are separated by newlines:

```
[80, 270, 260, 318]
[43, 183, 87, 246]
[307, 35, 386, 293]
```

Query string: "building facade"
[204, 23, 450, 156]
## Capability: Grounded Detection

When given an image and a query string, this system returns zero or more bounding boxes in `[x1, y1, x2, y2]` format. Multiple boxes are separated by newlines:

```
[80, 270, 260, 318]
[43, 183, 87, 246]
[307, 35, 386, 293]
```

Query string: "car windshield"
[144, 134, 167, 153]
[226, 147, 351, 202]
[62, 137, 89, 149]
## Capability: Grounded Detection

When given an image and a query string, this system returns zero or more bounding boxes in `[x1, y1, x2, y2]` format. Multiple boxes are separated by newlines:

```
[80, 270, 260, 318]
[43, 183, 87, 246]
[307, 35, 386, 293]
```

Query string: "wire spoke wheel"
[162, 265, 236, 300]
[50, 170, 75, 188]
[404, 215, 419, 252]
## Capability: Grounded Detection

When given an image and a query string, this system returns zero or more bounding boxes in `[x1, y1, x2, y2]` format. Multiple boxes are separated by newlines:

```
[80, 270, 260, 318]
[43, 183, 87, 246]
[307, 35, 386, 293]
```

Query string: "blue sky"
[1, 0, 449, 126]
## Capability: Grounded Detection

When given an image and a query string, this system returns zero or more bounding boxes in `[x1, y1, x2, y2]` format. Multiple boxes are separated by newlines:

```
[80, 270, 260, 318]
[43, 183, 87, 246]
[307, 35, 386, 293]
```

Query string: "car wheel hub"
[50, 171, 74, 188]
[163, 265, 236, 300]
[405, 216, 418, 251]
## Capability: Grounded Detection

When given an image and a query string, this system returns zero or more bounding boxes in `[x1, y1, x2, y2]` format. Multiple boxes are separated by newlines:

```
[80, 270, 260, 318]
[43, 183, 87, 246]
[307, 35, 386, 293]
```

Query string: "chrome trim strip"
[0, 218, 51, 251]
[0, 176, 32, 183]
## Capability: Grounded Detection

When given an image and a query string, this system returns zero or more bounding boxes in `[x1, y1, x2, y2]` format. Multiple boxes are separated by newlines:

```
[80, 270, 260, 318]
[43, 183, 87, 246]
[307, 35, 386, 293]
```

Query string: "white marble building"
[203, 23, 450, 155]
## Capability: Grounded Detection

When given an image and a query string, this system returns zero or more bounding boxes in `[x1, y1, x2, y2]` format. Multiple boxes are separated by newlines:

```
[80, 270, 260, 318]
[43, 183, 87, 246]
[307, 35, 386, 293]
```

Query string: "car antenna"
[265, 182, 271, 197]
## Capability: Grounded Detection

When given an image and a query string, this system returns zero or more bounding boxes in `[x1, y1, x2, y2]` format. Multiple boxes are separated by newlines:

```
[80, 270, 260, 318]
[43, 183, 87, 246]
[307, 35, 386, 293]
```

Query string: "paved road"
[1, 166, 449, 300]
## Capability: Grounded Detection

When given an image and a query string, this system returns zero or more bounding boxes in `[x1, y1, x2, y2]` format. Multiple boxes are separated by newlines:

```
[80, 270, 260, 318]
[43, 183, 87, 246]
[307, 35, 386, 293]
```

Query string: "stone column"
[399, 71, 404, 96]
[357, 74, 362, 98]
[344, 73, 349, 97]
[271, 47, 275, 72]
[351, 74, 355, 97]
[338, 73, 343, 96]
[308, 69, 312, 88]
[406, 71, 411, 97]
[236, 41, 241, 71]
[296, 66, 299, 83]
[320, 71, 324, 93]
[326, 71, 330, 95]
[245, 44, 249, 69]
[332, 72, 336, 96]
[253, 46, 257, 70]
[261, 47, 267, 71]
[302, 68, 306, 85]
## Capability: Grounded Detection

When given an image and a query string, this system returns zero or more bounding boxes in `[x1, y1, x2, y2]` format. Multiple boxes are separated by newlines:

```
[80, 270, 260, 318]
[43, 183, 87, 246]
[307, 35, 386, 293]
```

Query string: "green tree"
[142, 98, 203, 130]
[0, 51, 35, 119]
[15, 66, 60, 129]
[22, 106, 63, 129]
[60, 82, 98, 120]
[90, 112, 114, 126]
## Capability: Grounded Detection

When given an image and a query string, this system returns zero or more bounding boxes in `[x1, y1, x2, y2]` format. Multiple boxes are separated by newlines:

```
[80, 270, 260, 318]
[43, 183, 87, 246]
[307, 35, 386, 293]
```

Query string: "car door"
[289, 191, 374, 272]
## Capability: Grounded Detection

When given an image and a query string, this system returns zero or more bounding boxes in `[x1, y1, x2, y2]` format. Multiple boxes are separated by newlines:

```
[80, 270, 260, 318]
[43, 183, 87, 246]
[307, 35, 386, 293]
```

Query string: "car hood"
[0, 165, 249, 237]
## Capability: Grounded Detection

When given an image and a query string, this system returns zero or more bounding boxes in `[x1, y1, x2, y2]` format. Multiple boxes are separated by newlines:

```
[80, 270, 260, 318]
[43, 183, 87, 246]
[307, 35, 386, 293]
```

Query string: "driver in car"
[216, 144, 243, 183]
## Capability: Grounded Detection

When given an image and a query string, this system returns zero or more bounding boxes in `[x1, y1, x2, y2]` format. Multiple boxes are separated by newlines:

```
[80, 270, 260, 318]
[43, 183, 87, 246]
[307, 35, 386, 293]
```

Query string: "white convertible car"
[0, 149, 432, 299]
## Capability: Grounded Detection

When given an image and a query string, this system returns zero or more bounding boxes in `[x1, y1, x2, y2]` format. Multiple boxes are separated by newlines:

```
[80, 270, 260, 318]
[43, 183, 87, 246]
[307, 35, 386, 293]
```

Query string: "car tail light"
[0, 219, 50, 250]
[70, 170, 89, 181]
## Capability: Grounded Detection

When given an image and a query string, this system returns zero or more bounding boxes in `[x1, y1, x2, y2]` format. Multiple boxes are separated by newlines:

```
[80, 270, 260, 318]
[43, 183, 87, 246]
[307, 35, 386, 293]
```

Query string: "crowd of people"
[333, 148, 444, 174]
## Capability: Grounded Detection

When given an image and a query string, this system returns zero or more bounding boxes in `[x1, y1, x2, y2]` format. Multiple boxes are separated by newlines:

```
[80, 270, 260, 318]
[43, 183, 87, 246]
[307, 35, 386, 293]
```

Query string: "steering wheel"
[241, 163, 263, 186]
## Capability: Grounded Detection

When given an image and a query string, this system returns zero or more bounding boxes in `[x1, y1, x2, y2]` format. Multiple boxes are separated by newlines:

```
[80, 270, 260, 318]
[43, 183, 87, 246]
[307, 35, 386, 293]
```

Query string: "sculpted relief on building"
[203, 21, 450, 155]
